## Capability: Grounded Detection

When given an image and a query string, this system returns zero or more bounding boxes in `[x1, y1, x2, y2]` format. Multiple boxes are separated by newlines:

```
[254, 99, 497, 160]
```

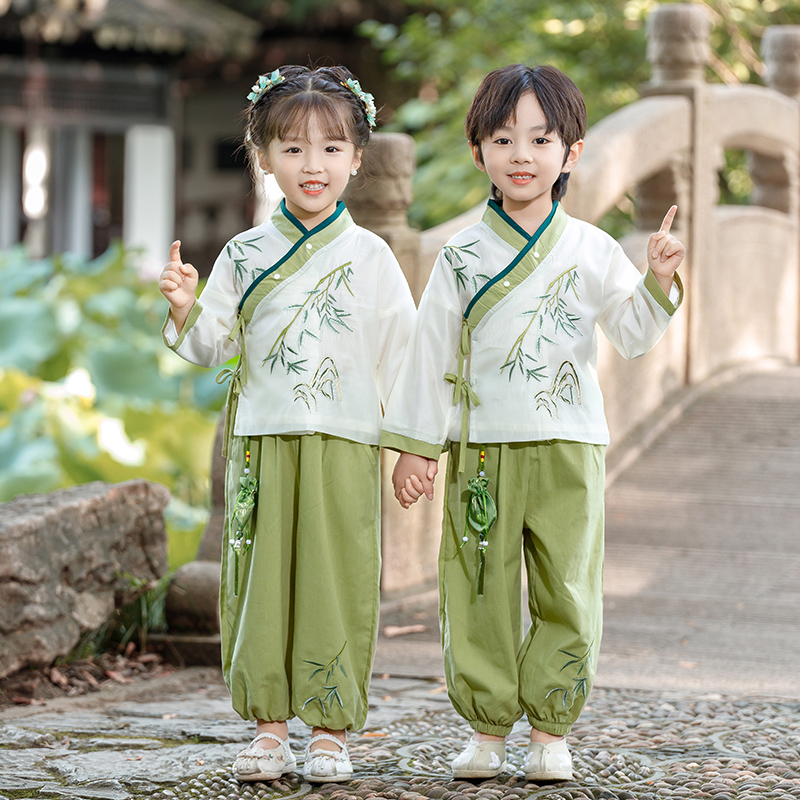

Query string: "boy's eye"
[534, 137, 549, 145]
[494, 137, 512, 145]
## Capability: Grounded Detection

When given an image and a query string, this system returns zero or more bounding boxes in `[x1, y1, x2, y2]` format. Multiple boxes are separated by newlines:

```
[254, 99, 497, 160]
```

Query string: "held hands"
[392, 452, 439, 509]
[159, 240, 198, 332]
[647, 205, 686, 295]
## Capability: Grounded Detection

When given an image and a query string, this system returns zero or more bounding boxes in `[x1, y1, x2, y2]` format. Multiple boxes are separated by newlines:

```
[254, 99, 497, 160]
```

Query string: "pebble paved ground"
[1, 365, 799, 799]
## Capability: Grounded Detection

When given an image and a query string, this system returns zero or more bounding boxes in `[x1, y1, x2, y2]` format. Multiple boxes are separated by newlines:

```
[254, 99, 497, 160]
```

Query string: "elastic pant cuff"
[528, 717, 572, 737]
[470, 720, 513, 737]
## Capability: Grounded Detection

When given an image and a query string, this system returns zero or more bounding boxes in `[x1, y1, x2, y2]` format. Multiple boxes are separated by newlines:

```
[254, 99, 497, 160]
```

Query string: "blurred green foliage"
[361, 0, 800, 229]
[0, 244, 227, 568]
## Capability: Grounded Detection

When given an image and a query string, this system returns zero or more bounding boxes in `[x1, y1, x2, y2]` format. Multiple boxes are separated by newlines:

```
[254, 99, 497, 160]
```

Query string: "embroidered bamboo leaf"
[264, 262, 354, 375]
[500, 267, 581, 383]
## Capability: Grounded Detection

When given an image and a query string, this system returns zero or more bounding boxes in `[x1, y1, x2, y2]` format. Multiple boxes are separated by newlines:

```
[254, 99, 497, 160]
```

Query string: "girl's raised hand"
[159, 240, 198, 312]
[647, 206, 686, 288]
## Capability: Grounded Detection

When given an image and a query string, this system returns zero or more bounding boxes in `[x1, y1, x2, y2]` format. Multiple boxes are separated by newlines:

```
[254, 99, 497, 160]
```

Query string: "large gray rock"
[0, 480, 170, 678]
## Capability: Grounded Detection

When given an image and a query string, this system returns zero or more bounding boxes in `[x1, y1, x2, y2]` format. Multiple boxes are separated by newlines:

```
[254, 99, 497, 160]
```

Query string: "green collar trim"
[465, 201, 567, 328]
[238, 201, 352, 317]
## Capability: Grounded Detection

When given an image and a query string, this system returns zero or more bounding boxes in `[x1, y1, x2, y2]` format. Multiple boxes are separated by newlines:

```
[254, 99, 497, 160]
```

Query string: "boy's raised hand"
[392, 452, 438, 509]
[159, 241, 198, 333]
[647, 205, 686, 295]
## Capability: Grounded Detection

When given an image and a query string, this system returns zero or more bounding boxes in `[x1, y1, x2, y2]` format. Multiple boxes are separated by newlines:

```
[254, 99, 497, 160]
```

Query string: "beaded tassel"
[459, 447, 497, 595]
[229, 444, 258, 596]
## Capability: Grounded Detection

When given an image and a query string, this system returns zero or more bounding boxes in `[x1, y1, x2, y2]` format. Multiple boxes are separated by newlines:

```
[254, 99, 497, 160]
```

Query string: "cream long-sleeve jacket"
[380, 201, 683, 462]
[163, 201, 416, 449]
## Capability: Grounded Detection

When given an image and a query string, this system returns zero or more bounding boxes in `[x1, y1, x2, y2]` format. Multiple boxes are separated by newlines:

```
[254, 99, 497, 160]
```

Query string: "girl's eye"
[325, 145, 341, 153]
[286, 146, 302, 154]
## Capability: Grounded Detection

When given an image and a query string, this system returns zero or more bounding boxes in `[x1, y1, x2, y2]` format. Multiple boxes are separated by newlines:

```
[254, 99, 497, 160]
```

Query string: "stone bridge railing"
[171, 5, 800, 630]
[343, 4, 800, 597]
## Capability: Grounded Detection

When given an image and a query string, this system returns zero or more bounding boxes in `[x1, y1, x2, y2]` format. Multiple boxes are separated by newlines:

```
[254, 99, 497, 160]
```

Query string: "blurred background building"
[0, 0, 405, 274]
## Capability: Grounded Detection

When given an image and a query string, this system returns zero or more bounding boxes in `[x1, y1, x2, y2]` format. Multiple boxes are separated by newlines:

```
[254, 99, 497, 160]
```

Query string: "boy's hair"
[244, 65, 371, 175]
[465, 64, 587, 203]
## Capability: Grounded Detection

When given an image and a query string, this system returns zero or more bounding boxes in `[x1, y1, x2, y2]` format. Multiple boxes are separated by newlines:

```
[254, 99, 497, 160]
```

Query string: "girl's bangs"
[271, 93, 353, 143]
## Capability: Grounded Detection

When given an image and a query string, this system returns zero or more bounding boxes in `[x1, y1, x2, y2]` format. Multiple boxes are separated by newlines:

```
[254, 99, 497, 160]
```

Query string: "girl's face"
[472, 92, 582, 226]
[258, 112, 361, 229]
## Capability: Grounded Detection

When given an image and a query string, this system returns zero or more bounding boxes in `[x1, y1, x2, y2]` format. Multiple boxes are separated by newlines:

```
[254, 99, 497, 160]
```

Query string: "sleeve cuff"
[161, 301, 203, 350]
[644, 269, 683, 316]
[380, 431, 443, 460]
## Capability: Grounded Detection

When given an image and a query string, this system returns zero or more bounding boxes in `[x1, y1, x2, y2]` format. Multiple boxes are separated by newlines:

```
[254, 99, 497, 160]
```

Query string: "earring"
[351, 169, 358, 176]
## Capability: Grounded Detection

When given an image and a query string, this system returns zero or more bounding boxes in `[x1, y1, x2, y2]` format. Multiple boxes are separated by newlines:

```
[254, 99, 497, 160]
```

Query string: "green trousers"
[220, 433, 381, 731]
[440, 440, 605, 737]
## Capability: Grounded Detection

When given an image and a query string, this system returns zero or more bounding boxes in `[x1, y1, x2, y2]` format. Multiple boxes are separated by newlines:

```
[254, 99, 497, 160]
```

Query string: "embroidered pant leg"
[517, 441, 605, 736]
[290, 434, 381, 731]
[439, 442, 527, 737]
[220, 433, 380, 730]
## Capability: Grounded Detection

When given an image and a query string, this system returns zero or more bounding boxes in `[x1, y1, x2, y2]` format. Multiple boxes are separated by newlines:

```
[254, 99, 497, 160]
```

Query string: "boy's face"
[472, 92, 582, 220]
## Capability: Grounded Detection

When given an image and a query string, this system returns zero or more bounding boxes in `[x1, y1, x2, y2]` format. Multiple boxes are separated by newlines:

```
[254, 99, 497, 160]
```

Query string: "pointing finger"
[169, 240, 182, 264]
[659, 205, 677, 235]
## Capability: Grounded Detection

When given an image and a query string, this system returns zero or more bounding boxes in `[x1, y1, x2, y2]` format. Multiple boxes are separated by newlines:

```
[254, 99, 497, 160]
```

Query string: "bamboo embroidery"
[302, 641, 348, 717]
[443, 241, 490, 293]
[293, 357, 342, 409]
[535, 361, 582, 418]
[263, 261, 354, 375]
[500, 266, 581, 382]
[545, 643, 593, 711]
[227, 236, 265, 287]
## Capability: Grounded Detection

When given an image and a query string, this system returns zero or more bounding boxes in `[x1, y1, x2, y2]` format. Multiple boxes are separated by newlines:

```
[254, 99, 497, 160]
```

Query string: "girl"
[159, 65, 415, 784]
[381, 64, 685, 781]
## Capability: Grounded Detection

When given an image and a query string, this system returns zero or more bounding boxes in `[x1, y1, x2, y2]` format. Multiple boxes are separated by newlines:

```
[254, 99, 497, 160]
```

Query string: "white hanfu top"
[381, 200, 683, 463]
[164, 201, 416, 448]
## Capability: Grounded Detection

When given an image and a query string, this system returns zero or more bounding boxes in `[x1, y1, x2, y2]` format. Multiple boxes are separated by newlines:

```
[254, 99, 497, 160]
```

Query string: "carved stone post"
[342, 132, 423, 301]
[755, 27, 800, 215]
[646, 4, 711, 85]
[763, 26, 800, 101]
[642, 3, 714, 385]
[762, 25, 800, 363]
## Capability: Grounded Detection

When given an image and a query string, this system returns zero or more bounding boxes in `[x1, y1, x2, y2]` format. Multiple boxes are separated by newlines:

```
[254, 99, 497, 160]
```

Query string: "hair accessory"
[342, 78, 377, 129]
[247, 69, 285, 104]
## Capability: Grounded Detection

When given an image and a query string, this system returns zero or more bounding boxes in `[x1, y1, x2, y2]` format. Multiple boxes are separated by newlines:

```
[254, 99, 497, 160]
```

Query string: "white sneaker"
[451, 734, 507, 779]
[523, 738, 573, 781]
[233, 731, 296, 782]
[302, 733, 353, 783]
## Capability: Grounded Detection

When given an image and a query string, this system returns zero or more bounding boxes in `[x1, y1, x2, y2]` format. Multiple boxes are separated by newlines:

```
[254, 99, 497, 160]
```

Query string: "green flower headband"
[246, 68, 376, 129]
[342, 78, 377, 129]
[247, 69, 285, 103]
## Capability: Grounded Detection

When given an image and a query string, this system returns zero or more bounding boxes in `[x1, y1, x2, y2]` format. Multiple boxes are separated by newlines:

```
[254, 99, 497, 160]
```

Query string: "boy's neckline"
[487, 198, 559, 242]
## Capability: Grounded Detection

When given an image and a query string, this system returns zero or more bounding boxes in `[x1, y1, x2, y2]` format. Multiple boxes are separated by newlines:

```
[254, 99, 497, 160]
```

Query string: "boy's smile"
[472, 92, 582, 233]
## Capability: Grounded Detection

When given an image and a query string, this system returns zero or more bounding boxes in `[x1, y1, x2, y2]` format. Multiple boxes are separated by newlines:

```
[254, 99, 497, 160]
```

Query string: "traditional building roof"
[0, 0, 261, 59]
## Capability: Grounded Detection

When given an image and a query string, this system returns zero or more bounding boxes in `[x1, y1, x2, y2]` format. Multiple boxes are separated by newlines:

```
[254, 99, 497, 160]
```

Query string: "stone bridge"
[339, 4, 800, 599]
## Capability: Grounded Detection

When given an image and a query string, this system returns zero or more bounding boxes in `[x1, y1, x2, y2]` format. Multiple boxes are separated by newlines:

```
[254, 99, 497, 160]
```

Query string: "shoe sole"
[524, 770, 572, 781]
[452, 761, 507, 779]
[234, 760, 297, 782]
[303, 772, 353, 783]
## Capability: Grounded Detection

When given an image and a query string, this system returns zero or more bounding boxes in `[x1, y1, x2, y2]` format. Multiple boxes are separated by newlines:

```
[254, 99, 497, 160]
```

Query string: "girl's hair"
[244, 64, 372, 173]
[465, 64, 587, 203]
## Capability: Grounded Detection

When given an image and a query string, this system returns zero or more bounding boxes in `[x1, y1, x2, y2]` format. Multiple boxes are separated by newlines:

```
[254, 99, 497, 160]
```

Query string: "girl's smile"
[258, 114, 361, 229]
